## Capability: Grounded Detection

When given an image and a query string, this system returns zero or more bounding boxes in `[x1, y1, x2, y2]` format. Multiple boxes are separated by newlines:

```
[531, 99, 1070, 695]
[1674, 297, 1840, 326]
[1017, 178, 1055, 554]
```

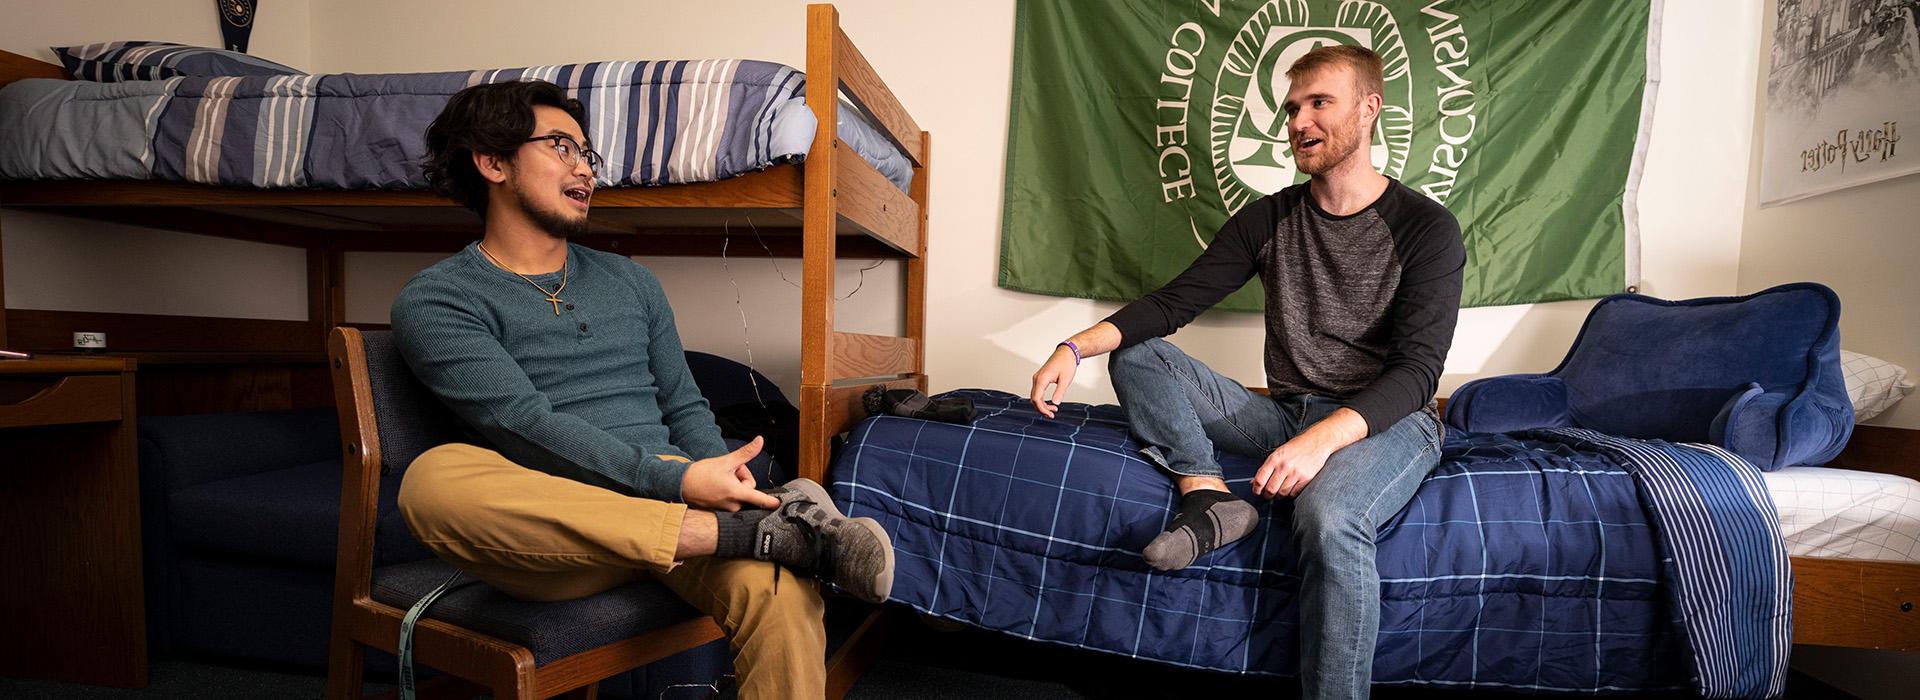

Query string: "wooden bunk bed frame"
[0, 4, 927, 493]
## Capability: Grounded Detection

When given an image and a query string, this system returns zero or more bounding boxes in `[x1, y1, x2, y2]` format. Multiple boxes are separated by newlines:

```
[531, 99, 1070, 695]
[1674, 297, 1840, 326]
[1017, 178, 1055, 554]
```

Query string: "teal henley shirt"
[390, 242, 728, 501]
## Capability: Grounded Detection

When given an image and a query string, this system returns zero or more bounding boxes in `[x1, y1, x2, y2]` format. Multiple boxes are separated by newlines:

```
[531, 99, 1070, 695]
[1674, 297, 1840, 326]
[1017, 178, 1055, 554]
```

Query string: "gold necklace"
[477, 243, 569, 316]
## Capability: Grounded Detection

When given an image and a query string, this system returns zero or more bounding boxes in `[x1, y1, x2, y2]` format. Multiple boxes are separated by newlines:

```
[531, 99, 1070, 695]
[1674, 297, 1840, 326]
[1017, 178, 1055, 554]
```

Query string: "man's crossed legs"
[397, 444, 892, 700]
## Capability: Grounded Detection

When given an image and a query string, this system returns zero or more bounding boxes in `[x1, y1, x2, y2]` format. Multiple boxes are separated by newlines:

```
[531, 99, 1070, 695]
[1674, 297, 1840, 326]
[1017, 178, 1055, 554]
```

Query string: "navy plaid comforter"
[831, 390, 1790, 697]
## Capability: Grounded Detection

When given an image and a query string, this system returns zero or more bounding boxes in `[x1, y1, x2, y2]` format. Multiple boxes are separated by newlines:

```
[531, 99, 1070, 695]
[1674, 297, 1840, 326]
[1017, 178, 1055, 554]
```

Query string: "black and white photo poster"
[1761, 0, 1917, 205]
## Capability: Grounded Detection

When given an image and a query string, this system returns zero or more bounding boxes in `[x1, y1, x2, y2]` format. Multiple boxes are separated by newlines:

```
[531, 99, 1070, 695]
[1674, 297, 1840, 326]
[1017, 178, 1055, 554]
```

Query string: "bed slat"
[831, 26, 923, 167]
[830, 332, 918, 381]
[1829, 424, 1920, 483]
[834, 145, 918, 256]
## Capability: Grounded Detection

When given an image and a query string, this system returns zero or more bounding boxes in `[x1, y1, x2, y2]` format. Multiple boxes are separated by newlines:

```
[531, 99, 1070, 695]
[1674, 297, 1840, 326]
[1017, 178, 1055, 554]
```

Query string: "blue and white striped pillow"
[52, 41, 303, 82]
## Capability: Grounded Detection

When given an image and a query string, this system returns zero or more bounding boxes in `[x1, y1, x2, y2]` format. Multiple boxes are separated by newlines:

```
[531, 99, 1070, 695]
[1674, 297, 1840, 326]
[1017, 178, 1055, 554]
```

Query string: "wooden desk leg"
[0, 380, 146, 687]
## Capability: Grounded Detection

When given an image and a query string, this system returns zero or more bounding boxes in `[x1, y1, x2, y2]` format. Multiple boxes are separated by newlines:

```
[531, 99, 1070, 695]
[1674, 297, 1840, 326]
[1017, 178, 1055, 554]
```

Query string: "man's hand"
[1030, 344, 1079, 418]
[680, 437, 780, 512]
[1251, 407, 1368, 499]
[1251, 437, 1335, 499]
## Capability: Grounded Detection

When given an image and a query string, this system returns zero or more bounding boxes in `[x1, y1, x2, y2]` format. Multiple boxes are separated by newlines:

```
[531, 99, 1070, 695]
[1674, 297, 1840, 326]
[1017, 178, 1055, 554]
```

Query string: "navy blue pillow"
[52, 41, 304, 82]
[1449, 283, 1853, 470]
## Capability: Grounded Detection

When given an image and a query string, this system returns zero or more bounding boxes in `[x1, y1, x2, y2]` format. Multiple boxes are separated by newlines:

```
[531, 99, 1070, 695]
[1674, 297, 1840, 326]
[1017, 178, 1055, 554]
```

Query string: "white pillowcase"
[1840, 350, 1915, 422]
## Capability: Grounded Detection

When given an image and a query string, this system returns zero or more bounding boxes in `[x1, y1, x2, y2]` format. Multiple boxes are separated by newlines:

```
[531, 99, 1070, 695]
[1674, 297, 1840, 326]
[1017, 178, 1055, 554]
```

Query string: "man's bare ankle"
[1174, 476, 1230, 495]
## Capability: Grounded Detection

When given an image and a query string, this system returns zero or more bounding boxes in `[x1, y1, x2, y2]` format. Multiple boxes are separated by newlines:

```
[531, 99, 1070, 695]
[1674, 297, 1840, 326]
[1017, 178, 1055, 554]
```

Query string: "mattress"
[1764, 465, 1920, 562]
[0, 59, 912, 191]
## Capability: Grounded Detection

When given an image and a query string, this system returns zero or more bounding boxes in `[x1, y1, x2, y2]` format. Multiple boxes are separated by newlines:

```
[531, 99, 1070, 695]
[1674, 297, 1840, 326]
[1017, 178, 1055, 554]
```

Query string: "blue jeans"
[1110, 338, 1442, 700]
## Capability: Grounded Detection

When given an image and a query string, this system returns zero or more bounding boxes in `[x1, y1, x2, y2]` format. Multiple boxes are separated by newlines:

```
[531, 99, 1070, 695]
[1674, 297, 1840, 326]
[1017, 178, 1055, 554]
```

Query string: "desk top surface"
[0, 355, 136, 375]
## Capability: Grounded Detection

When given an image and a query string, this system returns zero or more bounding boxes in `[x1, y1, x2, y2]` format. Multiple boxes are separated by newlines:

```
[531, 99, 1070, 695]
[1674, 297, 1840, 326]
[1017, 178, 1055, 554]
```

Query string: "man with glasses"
[389, 80, 893, 699]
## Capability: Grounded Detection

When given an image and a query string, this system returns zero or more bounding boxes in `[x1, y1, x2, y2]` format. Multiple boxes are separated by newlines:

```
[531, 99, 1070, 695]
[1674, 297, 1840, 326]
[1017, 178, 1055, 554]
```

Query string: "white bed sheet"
[1764, 465, 1920, 562]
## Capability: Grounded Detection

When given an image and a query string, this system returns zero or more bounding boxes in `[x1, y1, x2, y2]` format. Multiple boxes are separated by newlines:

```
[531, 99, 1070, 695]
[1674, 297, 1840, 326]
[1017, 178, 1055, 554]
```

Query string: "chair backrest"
[355, 330, 465, 474]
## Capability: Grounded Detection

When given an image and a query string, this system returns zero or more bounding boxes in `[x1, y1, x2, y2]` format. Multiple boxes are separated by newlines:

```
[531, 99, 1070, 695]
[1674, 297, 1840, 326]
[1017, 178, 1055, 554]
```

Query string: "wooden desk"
[0, 356, 145, 688]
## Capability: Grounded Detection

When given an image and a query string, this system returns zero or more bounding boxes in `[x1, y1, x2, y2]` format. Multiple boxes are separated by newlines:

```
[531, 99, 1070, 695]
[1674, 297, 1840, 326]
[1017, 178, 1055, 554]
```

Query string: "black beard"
[513, 181, 590, 238]
[529, 203, 590, 239]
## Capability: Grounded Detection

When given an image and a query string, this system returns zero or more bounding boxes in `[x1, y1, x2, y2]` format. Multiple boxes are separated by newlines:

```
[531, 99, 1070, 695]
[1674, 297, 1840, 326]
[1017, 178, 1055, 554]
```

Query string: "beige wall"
[0, 0, 311, 68]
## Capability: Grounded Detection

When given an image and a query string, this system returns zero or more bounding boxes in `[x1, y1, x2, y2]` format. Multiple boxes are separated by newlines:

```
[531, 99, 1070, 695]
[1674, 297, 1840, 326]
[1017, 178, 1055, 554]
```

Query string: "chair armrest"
[1444, 375, 1572, 434]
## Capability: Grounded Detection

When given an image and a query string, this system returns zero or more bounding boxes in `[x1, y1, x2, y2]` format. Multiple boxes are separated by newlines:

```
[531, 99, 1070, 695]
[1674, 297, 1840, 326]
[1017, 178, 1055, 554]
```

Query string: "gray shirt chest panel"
[1257, 203, 1403, 397]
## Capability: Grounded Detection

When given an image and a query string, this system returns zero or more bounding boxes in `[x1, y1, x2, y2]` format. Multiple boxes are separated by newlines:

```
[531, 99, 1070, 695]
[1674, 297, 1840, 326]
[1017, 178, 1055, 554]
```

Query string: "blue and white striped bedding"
[0, 59, 912, 191]
[831, 390, 1791, 697]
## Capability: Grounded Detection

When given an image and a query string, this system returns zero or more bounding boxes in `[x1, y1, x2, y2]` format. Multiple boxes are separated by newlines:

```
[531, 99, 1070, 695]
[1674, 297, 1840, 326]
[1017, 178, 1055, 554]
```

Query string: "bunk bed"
[0, 4, 929, 490]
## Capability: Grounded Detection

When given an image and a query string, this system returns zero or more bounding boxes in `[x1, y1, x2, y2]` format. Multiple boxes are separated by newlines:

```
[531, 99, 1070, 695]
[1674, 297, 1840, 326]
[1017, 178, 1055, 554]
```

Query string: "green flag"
[999, 0, 1653, 310]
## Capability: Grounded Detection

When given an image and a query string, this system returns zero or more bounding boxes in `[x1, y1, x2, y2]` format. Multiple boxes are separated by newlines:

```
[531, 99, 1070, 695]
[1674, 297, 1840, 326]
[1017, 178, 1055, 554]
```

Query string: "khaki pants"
[398, 443, 825, 699]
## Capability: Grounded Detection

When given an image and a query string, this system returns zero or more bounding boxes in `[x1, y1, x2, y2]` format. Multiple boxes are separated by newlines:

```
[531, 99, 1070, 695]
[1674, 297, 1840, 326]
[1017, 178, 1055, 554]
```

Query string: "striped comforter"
[832, 390, 1791, 697]
[0, 60, 911, 191]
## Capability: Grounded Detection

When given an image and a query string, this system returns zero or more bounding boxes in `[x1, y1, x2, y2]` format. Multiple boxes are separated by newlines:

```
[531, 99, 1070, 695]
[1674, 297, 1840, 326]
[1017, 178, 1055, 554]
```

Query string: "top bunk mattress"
[0, 59, 912, 192]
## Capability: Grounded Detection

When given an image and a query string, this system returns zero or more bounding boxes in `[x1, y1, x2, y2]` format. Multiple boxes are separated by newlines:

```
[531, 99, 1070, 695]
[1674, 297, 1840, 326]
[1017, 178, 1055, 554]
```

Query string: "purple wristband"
[1059, 340, 1081, 366]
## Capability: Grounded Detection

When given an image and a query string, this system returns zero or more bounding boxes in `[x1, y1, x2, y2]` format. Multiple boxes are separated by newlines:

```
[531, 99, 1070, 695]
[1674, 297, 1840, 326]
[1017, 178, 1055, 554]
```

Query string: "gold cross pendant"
[546, 295, 564, 316]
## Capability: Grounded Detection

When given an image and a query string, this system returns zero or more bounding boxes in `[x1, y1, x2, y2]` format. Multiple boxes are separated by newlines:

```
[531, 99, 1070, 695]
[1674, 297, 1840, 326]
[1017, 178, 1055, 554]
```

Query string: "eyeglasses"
[524, 134, 604, 172]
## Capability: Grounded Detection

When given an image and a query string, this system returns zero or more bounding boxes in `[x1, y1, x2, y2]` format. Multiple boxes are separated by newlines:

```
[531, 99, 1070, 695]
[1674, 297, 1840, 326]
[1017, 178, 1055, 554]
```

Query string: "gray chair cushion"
[370, 559, 708, 666]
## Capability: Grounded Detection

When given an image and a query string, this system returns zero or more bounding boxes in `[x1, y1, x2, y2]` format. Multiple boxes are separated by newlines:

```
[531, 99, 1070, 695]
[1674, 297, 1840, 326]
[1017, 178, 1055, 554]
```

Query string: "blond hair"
[1286, 44, 1385, 100]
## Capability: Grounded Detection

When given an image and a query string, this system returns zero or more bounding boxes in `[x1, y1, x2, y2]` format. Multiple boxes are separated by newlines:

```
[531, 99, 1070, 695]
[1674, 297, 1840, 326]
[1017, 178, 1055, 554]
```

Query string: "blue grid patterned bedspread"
[0, 60, 911, 191]
[830, 390, 1790, 697]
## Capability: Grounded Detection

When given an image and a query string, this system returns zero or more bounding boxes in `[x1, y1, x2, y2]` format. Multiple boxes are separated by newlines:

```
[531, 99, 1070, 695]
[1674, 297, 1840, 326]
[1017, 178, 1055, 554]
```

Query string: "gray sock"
[1142, 489, 1259, 571]
[714, 509, 770, 560]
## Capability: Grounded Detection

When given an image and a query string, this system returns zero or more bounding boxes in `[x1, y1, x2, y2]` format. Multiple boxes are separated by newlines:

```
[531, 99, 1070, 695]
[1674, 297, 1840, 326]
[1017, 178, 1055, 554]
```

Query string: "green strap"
[399, 569, 465, 700]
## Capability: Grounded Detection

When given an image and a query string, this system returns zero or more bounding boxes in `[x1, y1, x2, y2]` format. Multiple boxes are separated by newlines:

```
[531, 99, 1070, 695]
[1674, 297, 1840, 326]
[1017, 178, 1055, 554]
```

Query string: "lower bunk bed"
[830, 390, 1920, 697]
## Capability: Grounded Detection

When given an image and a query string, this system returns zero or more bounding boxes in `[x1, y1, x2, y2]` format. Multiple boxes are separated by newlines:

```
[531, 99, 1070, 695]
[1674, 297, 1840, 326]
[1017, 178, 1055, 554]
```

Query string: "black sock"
[713, 509, 770, 559]
[1141, 489, 1259, 571]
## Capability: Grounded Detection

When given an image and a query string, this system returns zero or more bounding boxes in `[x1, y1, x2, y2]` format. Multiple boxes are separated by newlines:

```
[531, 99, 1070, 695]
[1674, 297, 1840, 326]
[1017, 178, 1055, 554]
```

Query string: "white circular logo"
[1208, 0, 1417, 215]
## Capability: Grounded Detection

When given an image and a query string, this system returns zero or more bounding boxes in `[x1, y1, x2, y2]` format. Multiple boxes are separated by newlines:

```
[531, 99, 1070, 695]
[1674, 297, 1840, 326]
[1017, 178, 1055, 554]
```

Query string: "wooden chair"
[324, 327, 726, 699]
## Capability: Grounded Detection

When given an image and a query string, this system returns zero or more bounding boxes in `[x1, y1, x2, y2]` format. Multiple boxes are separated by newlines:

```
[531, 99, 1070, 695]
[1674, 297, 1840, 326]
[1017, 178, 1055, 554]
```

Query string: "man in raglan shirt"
[1029, 45, 1465, 699]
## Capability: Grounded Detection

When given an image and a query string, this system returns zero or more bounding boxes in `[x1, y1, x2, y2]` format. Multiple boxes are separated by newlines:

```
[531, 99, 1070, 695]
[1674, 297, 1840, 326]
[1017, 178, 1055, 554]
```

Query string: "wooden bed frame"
[0, 4, 926, 493]
[1795, 423, 1920, 651]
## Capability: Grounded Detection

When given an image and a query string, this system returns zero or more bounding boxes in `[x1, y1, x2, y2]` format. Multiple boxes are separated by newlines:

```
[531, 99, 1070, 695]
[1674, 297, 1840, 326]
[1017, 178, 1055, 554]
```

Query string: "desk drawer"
[0, 374, 123, 428]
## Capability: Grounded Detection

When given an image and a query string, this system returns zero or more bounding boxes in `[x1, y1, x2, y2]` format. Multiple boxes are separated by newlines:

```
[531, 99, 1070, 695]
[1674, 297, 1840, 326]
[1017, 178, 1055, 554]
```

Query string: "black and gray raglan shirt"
[1104, 179, 1466, 437]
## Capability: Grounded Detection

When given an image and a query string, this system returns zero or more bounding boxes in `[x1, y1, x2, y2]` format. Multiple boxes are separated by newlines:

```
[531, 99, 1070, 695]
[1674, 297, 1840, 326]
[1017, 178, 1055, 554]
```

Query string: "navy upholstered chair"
[324, 327, 726, 699]
[1445, 282, 1854, 471]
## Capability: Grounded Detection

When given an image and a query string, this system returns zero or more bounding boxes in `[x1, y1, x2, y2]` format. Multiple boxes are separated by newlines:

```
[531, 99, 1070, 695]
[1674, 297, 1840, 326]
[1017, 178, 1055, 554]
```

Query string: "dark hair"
[422, 80, 589, 216]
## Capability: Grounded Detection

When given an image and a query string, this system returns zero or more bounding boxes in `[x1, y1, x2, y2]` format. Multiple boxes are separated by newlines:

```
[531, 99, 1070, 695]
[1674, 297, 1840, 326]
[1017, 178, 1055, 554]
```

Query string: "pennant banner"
[217, 0, 257, 53]
[999, 0, 1656, 310]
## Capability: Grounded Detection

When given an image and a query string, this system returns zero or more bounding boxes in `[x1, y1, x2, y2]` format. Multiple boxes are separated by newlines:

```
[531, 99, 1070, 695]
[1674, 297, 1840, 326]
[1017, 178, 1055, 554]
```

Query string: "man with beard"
[1029, 46, 1463, 699]
[389, 80, 893, 699]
